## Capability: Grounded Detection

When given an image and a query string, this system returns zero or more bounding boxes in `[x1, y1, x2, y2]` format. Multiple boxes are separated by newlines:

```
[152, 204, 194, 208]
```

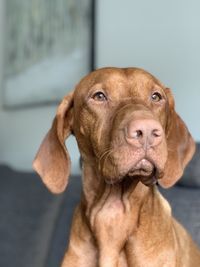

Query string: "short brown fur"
[33, 67, 200, 267]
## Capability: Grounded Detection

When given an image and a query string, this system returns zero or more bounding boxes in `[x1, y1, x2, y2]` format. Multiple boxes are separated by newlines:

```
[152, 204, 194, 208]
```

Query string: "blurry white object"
[3, 0, 91, 107]
[4, 50, 87, 106]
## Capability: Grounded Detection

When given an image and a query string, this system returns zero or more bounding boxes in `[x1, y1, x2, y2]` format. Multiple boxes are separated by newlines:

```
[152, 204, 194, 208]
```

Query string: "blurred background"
[0, 1, 200, 267]
[0, 0, 92, 174]
[0, 0, 200, 174]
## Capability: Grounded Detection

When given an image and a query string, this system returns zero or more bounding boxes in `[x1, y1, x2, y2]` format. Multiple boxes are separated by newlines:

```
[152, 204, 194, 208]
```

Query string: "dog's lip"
[126, 158, 161, 186]
[127, 158, 154, 177]
[104, 158, 160, 186]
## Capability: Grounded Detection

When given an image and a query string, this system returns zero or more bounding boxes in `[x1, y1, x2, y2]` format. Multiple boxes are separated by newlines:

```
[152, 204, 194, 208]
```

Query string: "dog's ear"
[159, 88, 195, 188]
[33, 92, 74, 194]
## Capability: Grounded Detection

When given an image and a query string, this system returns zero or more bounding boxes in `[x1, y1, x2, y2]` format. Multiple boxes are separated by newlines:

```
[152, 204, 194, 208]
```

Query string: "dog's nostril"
[125, 119, 163, 148]
[133, 130, 143, 139]
[152, 129, 162, 138]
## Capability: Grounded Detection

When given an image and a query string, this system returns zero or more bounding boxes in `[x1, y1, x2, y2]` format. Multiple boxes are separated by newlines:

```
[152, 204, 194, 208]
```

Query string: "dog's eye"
[151, 92, 162, 102]
[92, 91, 107, 102]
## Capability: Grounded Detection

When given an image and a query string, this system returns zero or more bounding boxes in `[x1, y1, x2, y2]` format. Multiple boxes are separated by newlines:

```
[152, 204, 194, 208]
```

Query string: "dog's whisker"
[98, 149, 114, 171]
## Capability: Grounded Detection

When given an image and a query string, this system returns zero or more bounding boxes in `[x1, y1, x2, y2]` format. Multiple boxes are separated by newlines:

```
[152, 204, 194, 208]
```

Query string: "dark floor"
[0, 165, 199, 267]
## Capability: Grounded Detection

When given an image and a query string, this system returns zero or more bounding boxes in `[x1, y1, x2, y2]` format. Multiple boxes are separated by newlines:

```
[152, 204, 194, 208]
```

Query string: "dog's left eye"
[151, 92, 162, 102]
[92, 91, 107, 102]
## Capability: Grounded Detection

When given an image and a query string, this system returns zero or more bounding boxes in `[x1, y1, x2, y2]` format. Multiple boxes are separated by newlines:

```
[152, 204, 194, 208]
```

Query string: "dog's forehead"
[74, 67, 163, 101]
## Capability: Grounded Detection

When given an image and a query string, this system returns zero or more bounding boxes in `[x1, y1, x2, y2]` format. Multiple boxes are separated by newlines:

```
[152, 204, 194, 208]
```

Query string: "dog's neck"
[81, 162, 158, 227]
[80, 162, 172, 265]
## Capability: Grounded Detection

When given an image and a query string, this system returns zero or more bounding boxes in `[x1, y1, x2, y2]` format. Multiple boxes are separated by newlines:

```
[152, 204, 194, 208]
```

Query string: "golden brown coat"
[33, 67, 200, 267]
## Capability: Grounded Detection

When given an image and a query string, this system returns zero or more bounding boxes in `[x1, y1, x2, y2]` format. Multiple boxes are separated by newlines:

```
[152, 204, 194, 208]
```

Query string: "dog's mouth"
[126, 158, 158, 186]
[105, 158, 160, 186]
[127, 158, 154, 177]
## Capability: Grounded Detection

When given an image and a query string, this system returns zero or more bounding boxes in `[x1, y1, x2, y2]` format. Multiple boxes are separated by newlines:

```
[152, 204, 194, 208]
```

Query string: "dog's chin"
[126, 159, 158, 186]
[105, 159, 160, 187]
[127, 171, 158, 187]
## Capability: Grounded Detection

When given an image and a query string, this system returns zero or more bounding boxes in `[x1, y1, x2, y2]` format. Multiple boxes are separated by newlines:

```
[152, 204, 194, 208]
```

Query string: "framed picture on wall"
[2, 0, 95, 108]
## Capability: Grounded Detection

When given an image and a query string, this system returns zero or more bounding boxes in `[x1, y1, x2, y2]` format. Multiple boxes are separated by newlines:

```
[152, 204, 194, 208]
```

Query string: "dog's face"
[33, 67, 195, 193]
[73, 68, 169, 185]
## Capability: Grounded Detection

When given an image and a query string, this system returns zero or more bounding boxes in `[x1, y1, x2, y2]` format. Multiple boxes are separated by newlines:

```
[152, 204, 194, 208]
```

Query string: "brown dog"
[33, 67, 200, 267]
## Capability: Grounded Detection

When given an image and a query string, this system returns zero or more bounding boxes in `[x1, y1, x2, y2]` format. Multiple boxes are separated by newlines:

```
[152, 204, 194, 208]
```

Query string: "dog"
[33, 67, 200, 267]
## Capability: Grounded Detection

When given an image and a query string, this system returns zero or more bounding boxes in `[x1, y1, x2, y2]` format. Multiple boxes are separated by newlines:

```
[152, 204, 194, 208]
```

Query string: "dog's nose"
[125, 119, 163, 149]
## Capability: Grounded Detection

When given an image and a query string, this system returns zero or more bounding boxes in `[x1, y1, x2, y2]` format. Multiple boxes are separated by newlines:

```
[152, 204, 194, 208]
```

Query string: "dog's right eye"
[92, 91, 107, 102]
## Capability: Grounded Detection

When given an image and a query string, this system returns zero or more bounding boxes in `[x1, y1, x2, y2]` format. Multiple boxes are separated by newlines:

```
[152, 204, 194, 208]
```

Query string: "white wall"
[96, 0, 200, 141]
[0, 0, 80, 173]
[0, 106, 81, 174]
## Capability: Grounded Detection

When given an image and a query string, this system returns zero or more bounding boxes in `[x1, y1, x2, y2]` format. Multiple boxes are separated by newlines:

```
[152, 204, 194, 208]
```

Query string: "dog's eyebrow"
[86, 83, 106, 97]
[90, 83, 105, 89]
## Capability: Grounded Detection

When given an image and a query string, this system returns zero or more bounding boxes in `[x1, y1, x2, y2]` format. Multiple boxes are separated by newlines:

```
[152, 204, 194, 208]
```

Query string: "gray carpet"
[0, 165, 199, 267]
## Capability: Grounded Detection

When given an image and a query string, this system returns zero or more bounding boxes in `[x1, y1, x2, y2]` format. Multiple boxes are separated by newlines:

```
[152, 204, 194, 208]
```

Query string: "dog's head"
[33, 67, 195, 193]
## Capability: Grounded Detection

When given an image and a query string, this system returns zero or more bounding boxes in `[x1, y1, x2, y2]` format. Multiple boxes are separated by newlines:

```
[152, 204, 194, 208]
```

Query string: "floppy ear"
[33, 92, 74, 194]
[159, 88, 196, 188]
